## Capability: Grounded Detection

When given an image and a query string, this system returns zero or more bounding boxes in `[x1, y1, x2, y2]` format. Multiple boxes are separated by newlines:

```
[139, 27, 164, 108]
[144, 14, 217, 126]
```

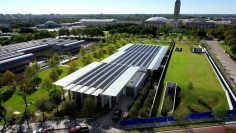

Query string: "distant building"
[143, 17, 170, 27]
[184, 20, 215, 29]
[0, 39, 85, 73]
[61, 22, 83, 27]
[36, 21, 61, 29]
[172, 0, 181, 28]
[79, 19, 118, 26]
[231, 18, 236, 25]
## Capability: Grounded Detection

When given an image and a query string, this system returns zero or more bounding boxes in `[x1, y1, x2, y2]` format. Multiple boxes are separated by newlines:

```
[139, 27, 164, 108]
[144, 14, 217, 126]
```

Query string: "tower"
[172, 0, 181, 28]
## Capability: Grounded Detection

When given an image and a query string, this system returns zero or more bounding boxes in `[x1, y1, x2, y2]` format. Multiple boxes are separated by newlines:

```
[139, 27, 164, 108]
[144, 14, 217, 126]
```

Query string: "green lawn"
[219, 42, 235, 57]
[2, 66, 69, 113]
[158, 42, 229, 116]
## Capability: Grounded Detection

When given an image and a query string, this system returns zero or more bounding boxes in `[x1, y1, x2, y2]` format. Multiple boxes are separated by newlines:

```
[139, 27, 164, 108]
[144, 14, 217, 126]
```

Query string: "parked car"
[68, 125, 89, 133]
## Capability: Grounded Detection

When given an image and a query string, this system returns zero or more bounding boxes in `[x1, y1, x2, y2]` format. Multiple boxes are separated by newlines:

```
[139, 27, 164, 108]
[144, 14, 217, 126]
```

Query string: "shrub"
[143, 97, 152, 107]
[0, 88, 14, 102]
[139, 107, 149, 118]
[61, 101, 77, 116]
[129, 107, 138, 118]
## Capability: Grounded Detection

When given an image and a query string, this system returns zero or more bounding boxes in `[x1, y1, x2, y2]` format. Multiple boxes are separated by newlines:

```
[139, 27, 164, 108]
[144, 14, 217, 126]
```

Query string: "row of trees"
[208, 26, 236, 56]
[11, 30, 56, 43]
[0, 62, 41, 131]
[128, 82, 155, 118]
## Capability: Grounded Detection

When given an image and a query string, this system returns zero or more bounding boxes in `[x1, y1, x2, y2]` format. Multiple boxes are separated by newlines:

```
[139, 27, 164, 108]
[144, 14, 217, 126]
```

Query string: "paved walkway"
[162, 124, 236, 133]
[91, 96, 133, 132]
[206, 40, 236, 86]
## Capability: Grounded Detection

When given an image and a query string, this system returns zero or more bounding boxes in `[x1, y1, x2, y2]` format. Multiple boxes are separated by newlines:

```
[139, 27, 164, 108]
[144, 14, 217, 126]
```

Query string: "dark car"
[112, 109, 122, 121]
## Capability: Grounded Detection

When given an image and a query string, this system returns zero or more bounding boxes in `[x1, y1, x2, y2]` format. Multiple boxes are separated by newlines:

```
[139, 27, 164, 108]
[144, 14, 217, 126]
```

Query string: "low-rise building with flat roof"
[54, 44, 168, 109]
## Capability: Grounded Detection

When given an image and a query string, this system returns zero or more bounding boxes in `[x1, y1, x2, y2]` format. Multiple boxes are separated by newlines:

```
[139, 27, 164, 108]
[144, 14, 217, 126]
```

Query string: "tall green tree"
[79, 46, 86, 56]
[58, 28, 70, 36]
[41, 77, 53, 93]
[83, 97, 95, 117]
[36, 98, 53, 121]
[49, 88, 62, 113]
[0, 102, 7, 132]
[61, 101, 77, 116]
[49, 53, 60, 68]
[1, 71, 15, 86]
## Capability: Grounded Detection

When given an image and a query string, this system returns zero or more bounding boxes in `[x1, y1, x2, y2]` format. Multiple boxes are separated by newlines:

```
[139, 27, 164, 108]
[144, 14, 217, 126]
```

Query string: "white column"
[109, 96, 112, 109]
[61, 87, 65, 100]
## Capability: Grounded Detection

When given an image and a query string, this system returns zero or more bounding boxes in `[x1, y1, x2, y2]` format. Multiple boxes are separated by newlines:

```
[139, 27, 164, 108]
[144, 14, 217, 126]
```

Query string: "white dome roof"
[45, 21, 58, 26]
[145, 17, 169, 23]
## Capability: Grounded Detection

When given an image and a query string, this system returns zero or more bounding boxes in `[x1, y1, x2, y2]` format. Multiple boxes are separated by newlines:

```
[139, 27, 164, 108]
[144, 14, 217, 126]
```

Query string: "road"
[162, 124, 236, 133]
[206, 40, 236, 86]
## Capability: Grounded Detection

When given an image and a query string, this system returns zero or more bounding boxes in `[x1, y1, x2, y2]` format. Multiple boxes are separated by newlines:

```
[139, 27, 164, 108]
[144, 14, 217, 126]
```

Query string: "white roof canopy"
[53, 62, 102, 87]
[102, 66, 140, 97]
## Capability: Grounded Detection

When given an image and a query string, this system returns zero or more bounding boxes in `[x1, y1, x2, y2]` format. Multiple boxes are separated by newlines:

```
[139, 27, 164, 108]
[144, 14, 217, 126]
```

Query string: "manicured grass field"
[2, 66, 69, 113]
[219, 42, 235, 57]
[158, 42, 229, 116]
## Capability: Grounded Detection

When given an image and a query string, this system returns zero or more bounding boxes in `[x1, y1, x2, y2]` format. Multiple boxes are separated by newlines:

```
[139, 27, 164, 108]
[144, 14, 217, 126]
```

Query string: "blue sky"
[1, 0, 236, 14]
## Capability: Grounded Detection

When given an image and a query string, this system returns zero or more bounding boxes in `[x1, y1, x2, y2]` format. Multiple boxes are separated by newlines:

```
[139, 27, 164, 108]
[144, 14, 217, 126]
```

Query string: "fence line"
[121, 110, 236, 130]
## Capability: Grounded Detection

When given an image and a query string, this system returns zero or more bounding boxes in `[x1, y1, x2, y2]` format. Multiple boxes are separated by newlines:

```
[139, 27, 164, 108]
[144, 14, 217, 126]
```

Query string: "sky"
[0, 0, 236, 14]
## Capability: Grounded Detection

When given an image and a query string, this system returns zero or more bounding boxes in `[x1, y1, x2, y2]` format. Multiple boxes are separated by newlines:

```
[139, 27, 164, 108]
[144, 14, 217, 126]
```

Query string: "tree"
[68, 61, 78, 74]
[24, 66, 37, 79]
[0, 27, 11, 33]
[83, 97, 95, 117]
[107, 46, 114, 55]
[49, 88, 62, 113]
[49, 53, 60, 68]
[5, 74, 34, 128]
[61, 101, 77, 116]
[1, 71, 15, 86]
[41, 77, 53, 93]
[84, 54, 93, 65]
[90, 44, 96, 52]
[31, 61, 40, 73]
[230, 44, 236, 57]
[31, 77, 42, 90]
[79, 46, 86, 56]
[49, 69, 59, 81]
[98, 40, 104, 48]
[58, 28, 70, 36]
[36, 98, 53, 121]
[0, 102, 7, 132]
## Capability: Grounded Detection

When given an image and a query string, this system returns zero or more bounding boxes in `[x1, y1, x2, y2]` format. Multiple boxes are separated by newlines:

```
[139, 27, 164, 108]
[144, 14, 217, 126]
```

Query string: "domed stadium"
[36, 21, 61, 29]
[143, 17, 170, 27]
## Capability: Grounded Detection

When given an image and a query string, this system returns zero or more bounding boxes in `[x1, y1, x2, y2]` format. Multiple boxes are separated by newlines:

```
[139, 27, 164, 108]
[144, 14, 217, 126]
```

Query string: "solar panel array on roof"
[0, 38, 85, 72]
[111, 44, 161, 68]
[71, 63, 129, 94]
[54, 43, 168, 99]
[0, 49, 24, 61]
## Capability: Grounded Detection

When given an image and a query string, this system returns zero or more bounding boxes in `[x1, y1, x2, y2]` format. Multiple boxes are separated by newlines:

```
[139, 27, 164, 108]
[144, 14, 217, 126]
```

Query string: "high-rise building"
[172, 0, 181, 28]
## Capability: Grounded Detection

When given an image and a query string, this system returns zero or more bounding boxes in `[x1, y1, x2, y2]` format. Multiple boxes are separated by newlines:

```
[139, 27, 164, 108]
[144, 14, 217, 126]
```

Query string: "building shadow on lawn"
[174, 86, 181, 110]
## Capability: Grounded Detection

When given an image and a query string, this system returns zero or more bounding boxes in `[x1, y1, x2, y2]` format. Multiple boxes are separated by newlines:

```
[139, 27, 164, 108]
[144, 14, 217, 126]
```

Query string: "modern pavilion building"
[54, 44, 168, 109]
